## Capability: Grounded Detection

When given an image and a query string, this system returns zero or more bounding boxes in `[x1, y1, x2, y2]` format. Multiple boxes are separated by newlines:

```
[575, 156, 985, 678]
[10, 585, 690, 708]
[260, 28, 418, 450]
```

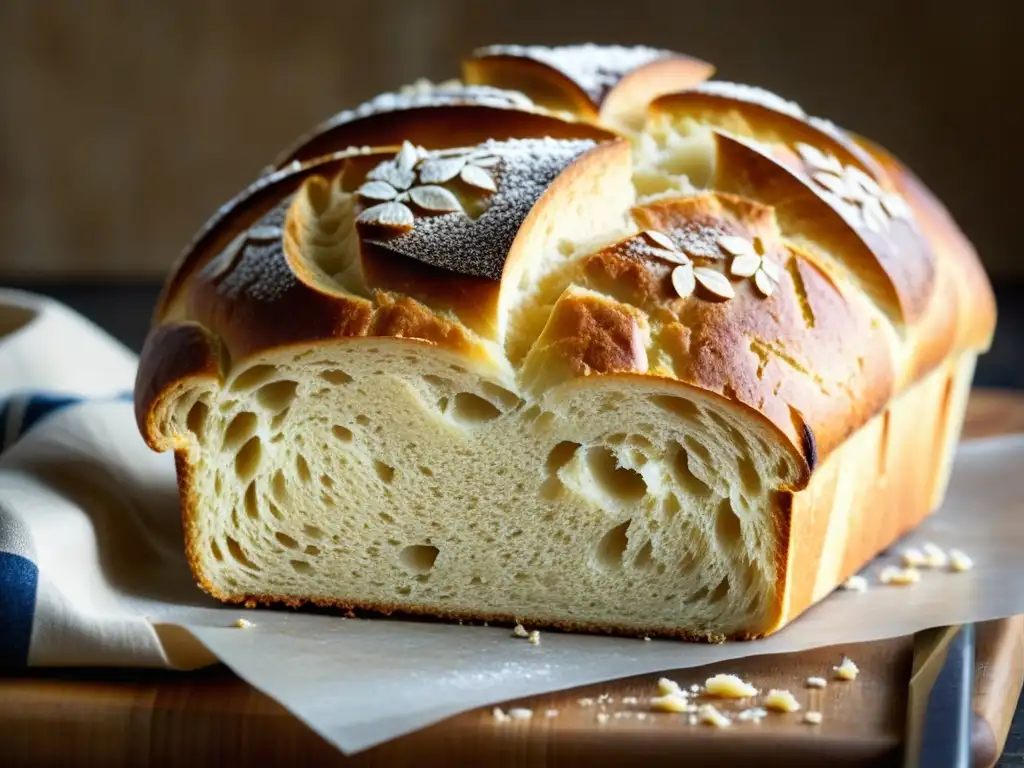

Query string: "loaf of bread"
[136, 44, 995, 640]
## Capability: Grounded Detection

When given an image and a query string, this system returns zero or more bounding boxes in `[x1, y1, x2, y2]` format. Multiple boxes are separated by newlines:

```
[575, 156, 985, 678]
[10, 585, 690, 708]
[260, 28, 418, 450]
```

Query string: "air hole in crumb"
[481, 382, 522, 410]
[290, 560, 313, 574]
[451, 392, 502, 423]
[243, 482, 259, 519]
[521, 405, 542, 422]
[470, 576, 483, 585]
[557, 239, 575, 256]
[546, 441, 581, 475]
[652, 395, 700, 420]
[186, 400, 209, 440]
[683, 435, 712, 465]
[226, 537, 260, 571]
[374, 460, 396, 483]
[586, 446, 647, 502]
[595, 520, 631, 569]
[533, 411, 556, 431]
[606, 433, 627, 446]
[223, 411, 258, 451]
[672, 443, 712, 497]
[691, 584, 710, 601]
[714, 498, 743, 551]
[230, 364, 277, 392]
[214, 474, 223, 495]
[303, 524, 325, 540]
[418, 465, 433, 477]
[449, 365, 466, 374]
[663, 493, 681, 520]
[235, 436, 263, 481]
[332, 425, 353, 442]
[271, 470, 288, 503]
[634, 539, 655, 570]
[710, 576, 730, 603]
[275, 531, 298, 549]
[304, 545, 321, 556]
[423, 374, 452, 388]
[295, 454, 312, 483]
[738, 457, 762, 495]
[270, 409, 290, 432]
[396, 585, 412, 596]
[400, 544, 439, 574]
[256, 379, 298, 413]
[321, 474, 335, 489]
[355, 415, 370, 426]
[380, 512, 395, 524]
[319, 369, 352, 385]
[210, 539, 223, 562]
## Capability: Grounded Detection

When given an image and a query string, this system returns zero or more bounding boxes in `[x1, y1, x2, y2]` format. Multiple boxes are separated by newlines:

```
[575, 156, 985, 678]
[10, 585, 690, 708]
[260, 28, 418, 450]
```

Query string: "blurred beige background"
[0, 0, 1018, 279]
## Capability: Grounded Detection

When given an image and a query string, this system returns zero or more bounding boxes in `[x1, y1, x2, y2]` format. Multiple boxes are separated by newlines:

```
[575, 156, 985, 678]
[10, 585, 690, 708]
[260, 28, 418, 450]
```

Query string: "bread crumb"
[578, 697, 595, 707]
[900, 547, 925, 567]
[879, 565, 920, 585]
[597, 693, 613, 704]
[737, 707, 768, 723]
[688, 714, 698, 725]
[764, 689, 801, 713]
[840, 575, 868, 592]
[512, 623, 529, 638]
[596, 712, 610, 725]
[705, 673, 758, 698]
[234, 618, 254, 629]
[622, 696, 639, 705]
[697, 704, 731, 728]
[493, 707, 511, 723]
[650, 693, 690, 713]
[657, 677, 685, 696]
[545, 708, 559, 718]
[949, 549, 974, 572]
[509, 708, 533, 721]
[642, 636, 652, 642]
[803, 711, 823, 725]
[690, 684, 702, 694]
[637, 712, 648, 721]
[921, 542, 949, 569]
[805, 676, 827, 689]
[834, 656, 859, 681]
[527, 630, 541, 645]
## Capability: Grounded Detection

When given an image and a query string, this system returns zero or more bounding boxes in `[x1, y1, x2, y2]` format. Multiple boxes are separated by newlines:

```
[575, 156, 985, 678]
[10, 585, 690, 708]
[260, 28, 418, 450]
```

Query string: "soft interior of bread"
[169, 341, 798, 638]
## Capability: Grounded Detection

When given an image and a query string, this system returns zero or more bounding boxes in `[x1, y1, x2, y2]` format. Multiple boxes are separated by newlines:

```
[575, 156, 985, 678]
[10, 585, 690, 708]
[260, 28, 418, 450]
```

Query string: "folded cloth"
[0, 290, 211, 668]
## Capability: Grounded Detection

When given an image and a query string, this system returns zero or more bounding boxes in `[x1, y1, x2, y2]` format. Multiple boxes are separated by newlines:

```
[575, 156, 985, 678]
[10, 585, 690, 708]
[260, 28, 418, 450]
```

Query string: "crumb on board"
[596, 712, 610, 725]
[805, 676, 827, 689]
[688, 714, 698, 726]
[622, 696, 639, 705]
[949, 549, 974, 572]
[527, 630, 541, 645]
[879, 565, 920, 585]
[690, 684, 702, 694]
[578, 697, 595, 707]
[834, 656, 859, 681]
[737, 707, 768, 723]
[493, 707, 511, 723]
[657, 677, 684, 696]
[840, 574, 868, 592]
[697, 704, 731, 728]
[763, 689, 801, 713]
[650, 693, 690, 713]
[705, 673, 758, 698]
[803, 711, 823, 725]
[545, 709, 559, 718]
[900, 547, 925, 568]
[921, 542, 949, 569]
[509, 708, 533, 721]
[642, 636, 652, 642]
[233, 618, 254, 629]
[512, 623, 529, 638]
[637, 712, 648, 721]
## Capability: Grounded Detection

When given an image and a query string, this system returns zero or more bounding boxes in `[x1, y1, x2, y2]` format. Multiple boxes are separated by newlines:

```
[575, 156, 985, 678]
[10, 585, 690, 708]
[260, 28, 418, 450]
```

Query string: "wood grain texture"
[0, 389, 1020, 767]
[0, 0, 1018, 278]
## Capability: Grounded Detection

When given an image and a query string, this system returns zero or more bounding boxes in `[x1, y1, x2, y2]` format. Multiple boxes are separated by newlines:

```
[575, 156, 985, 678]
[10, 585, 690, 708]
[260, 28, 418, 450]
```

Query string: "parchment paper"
[154, 436, 1024, 753]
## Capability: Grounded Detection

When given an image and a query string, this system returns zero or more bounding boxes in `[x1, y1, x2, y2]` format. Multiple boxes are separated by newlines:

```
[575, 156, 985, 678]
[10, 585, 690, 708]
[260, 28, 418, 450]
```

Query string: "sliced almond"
[694, 267, 735, 299]
[730, 254, 761, 278]
[643, 229, 677, 251]
[754, 269, 776, 297]
[671, 264, 696, 298]
[356, 201, 415, 230]
[460, 164, 497, 192]
[408, 185, 463, 213]
[795, 142, 843, 175]
[716, 235, 756, 257]
[356, 180, 399, 201]
[417, 156, 466, 184]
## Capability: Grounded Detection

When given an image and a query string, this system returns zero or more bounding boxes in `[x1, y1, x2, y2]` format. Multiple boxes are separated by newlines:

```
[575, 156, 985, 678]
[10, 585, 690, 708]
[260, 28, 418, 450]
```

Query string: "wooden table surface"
[1, 389, 1023, 767]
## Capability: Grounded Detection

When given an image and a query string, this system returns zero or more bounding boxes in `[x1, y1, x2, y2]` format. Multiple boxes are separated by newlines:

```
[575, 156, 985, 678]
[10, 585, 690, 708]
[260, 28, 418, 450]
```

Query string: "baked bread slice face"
[137, 44, 995, 640]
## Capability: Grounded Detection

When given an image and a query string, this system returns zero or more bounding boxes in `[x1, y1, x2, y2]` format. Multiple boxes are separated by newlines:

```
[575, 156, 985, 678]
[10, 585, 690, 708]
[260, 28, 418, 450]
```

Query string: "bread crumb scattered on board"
[642, 635, 652, 642]
[527, 630, 541, 645]
[493, 707, 511, 723]
[803, 711, 823, 725]
[511, 623, 529, 638]
[545, 709, 559, 718]
[834, 656, 859, 681]
[737, 707, 768, 723]
[508, 708, 533, 721]
[657, 677, 685, 696]
[949, 549, 974, 572]
[622, 696, 639, 705]
[690, 684, 702, 693]
[596, 712, 610, 725]
[233, 618, 254, 629]
[879, 565, 920, 585]
[697, 704, 731, 727]
[921, 542, 949, 569]
[840, 574, 868, 592]
[577, 697, 595, 707]
[650, 693, 690, 713]
[900, 547, 925, 568]
[705, 673, 758, 698]
[763, 689, 801, 712]
[805, 676, 827, 689]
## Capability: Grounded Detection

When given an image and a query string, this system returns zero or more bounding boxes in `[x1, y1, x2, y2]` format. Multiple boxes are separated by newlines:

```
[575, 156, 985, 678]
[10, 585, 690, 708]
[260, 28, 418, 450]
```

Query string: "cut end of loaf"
[165, 341, 794, 639]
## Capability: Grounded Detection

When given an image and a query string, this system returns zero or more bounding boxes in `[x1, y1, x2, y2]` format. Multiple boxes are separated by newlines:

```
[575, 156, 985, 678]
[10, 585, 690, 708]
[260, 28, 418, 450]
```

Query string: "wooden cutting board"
[1, 389, 1023, 767]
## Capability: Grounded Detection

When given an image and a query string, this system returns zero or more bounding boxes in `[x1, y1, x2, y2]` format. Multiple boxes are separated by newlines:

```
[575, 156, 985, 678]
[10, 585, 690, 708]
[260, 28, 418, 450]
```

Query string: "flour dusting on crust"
[695, 81, 806, 119]
[474, 44, 671, 105]
[363, 138, 596, 280]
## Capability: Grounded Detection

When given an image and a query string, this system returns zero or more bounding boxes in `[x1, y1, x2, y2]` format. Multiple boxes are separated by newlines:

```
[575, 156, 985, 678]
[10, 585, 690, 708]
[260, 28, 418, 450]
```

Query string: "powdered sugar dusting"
[474, 44, 671, 104]
[695, 81, 805, 119]
[215, 199, 297, 302]
[319, 81, 535, 132]
[365, 138, 596, 280]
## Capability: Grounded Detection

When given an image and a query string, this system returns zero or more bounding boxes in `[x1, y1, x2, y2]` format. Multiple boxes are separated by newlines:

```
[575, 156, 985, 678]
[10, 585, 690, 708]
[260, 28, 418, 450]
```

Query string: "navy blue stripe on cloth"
[0, 391, 133, 453]
[0, 552, 38, 668]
